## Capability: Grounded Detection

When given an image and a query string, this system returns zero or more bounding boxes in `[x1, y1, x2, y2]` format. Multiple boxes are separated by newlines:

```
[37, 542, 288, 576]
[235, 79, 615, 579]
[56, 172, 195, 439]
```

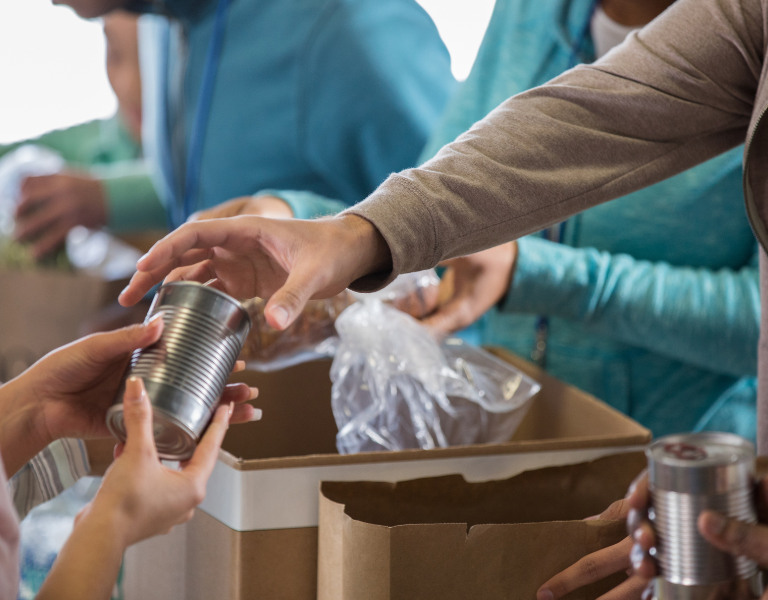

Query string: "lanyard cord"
[167, 0, 232, 228]
[532, 0, 599, 368]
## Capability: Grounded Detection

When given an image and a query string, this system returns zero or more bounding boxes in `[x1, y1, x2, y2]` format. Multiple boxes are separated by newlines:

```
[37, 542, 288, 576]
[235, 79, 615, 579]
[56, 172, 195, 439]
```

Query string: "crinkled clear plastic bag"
[331, 300, 541, 454]
[239, 270, 442, 371]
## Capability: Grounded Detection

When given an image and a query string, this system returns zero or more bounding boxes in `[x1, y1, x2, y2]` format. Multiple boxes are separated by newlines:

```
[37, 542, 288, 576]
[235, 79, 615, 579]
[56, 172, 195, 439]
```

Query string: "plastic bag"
[239, 270, 442, 371]
[240, 292, 355, 371]
[0, 145, 141, 277]
[331, 300, 541, 454]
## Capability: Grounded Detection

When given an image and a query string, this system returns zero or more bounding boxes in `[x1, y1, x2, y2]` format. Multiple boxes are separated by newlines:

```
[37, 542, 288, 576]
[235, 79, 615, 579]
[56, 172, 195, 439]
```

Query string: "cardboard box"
[123, 350, 651, 600]
[318, 452, 647, 600]
[0, 269, 126, 381]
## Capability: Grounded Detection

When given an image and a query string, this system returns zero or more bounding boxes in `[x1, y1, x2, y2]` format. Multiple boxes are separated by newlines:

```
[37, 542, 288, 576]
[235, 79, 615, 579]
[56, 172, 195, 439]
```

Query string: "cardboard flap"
[318, 453, 645, 600]
[321, 452, 646, 528]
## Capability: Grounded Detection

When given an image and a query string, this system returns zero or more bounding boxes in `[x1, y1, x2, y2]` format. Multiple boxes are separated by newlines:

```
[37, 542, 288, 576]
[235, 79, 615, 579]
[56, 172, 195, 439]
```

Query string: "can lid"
[646, 432, 755, 494]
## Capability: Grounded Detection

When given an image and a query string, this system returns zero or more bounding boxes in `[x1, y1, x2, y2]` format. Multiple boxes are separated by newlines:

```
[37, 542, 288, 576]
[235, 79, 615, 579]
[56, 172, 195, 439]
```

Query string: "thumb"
[84, 312, 164, 363]
[121, 376, 157, 458]
[264, 267, 319, 330]
[698, 511, 768, 562]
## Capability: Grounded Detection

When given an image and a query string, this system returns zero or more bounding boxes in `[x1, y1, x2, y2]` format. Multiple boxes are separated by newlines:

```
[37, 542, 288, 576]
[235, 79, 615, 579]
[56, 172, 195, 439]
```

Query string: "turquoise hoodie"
[422, 0, 758, 438]
[136, 0, 455, 225]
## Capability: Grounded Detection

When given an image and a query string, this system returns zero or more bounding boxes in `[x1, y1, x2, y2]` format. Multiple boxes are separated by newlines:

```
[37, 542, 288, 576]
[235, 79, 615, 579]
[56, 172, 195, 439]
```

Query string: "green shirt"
[0, 117, 166, 232]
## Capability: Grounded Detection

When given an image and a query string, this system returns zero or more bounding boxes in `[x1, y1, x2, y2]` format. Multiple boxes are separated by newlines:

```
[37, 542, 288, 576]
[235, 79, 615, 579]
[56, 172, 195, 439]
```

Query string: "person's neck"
[600, 0, 675, 26]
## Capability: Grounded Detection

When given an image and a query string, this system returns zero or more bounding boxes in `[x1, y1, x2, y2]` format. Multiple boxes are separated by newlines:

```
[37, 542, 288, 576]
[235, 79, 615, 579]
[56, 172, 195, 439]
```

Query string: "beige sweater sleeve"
[346, 0, 764, 288]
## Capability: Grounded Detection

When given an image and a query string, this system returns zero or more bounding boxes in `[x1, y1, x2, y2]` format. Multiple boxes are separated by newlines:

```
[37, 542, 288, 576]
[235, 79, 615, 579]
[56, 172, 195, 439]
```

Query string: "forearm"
[505, 237, 760, 377]
[0, 379, 47, 478]
[347, 0, 758, 279]
[36, 503, 127, 600]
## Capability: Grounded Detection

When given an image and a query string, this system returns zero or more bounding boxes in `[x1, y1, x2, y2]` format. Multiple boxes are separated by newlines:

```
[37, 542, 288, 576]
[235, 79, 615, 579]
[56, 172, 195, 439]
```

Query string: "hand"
[118, 214, 392, 330]
[629, 472, 768, 599]
[14, 172, 108, 258]
[537, 491, 649, 600]
[80, 376, 231, 546]
[0, 317, 257, 477]
[190, 195, 294, 221]
[421, 242, 517, 333]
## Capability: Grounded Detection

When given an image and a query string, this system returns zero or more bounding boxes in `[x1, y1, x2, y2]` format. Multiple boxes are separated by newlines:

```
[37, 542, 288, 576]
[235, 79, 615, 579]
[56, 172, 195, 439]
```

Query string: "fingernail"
[704, 511, 727, 536]
[137, 252, 150, 266]
[537, 589, 554, 600]
[147, 312, 164, 325]
[248, 387, 259, 400]
[272, 306, 289, 329]
[630, 543, 645, 571]
[249, 408, 263, 422]
[228, 403, 235, 417]
[125, 376, 144, 403]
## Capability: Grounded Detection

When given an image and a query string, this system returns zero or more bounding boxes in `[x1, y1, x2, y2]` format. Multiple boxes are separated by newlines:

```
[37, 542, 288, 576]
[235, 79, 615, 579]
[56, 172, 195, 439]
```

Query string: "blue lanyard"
[167, 0, 232, 228]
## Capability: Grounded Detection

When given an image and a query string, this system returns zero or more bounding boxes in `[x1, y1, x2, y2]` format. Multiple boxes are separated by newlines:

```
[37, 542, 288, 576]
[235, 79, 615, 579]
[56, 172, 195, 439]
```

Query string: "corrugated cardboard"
[318, 452, 647, 600]
[0, 269, 126, 381]
[123, 350, 650, 600]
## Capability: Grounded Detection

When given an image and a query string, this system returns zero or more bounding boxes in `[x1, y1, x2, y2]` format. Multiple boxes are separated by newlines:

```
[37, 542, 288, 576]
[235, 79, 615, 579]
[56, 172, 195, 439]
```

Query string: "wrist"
[341, 214, 392, 280]
[0, 376, 49, 477]
[81, 496, 132, 551]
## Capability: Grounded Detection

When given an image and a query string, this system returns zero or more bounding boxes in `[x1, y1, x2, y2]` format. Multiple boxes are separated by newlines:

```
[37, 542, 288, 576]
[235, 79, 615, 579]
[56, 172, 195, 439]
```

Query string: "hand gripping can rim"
[106, 282, 251, 460]
[647, 432, 763, 600]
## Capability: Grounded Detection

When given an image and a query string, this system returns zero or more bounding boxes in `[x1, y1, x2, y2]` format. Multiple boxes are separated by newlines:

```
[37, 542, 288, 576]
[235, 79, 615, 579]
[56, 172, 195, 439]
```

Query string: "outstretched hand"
[118, 214, 392, 330]
[0, 317, 258, 477]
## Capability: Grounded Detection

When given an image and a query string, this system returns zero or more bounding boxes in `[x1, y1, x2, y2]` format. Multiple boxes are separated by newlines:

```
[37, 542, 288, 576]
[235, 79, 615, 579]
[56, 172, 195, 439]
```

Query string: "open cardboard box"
[123, 349, 650, 600]
[318, 452, 648, 600]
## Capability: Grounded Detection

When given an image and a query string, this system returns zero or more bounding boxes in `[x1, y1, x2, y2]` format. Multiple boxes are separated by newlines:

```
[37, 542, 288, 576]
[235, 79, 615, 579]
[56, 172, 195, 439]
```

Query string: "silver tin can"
[647, 433, 762, 600]
[106, 282, 251, 460]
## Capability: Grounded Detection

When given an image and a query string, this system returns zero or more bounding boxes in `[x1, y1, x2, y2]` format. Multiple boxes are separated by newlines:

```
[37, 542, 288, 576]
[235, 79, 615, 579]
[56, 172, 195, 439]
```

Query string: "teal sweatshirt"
[420, 0, 758, 438]
[0, 117, 165, 233]
[136, 0, 455, 225]
[268, 0, 760, 439]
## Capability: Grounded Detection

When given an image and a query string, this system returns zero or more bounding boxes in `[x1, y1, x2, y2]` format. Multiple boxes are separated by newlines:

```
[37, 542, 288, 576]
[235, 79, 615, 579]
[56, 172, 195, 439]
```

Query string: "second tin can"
[647, 432, 762, 600]
[106, 282, 251, 460]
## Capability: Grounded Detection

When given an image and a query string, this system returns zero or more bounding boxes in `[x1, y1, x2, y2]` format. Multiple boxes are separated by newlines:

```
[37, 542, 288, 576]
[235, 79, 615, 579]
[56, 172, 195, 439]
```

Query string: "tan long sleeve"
[347, 0, 764, 286]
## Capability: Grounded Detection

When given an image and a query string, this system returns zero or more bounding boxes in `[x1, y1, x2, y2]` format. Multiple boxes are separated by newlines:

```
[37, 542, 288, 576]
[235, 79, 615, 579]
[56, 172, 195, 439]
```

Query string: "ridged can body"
[647, 433, 762, 600]
[106, 282, 251, 460]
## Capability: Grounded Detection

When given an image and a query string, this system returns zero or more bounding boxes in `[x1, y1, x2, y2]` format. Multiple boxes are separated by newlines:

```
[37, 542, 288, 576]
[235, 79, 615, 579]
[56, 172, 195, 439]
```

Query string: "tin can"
[647, 432, 763, 600]
[106, 282, 251, 460]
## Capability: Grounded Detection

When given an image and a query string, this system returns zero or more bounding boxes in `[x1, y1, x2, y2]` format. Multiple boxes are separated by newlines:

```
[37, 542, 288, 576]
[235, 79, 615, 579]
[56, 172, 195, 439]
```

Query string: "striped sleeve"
[8, 439, 90, 520]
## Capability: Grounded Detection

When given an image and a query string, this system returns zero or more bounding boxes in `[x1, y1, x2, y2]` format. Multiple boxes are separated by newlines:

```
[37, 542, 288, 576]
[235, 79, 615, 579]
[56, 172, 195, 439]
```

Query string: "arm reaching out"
[119, 215, 392, 330]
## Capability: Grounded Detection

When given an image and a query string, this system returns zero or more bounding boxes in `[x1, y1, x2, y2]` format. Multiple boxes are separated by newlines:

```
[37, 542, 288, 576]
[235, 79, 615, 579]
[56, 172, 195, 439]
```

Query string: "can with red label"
[647, 432, 763, 599]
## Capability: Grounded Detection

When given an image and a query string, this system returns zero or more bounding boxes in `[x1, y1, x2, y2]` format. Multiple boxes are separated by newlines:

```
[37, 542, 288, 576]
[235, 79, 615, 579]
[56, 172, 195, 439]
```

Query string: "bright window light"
[417, 0, 496, 81]
[0, 0, 116, 144]
[0, 0, 495, 145]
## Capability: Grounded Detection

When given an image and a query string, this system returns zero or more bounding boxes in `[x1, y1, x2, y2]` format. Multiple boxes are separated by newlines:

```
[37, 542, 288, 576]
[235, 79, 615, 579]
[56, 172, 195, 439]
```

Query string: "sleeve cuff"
[96, 163, 167, 233]
[255, 189, 349, 220]
[9, 439, 90, 520]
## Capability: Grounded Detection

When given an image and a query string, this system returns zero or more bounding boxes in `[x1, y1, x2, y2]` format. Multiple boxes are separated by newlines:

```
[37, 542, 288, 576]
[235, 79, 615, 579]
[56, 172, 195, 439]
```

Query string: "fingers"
[80, 312, 162, 364]
[16, 175, 60, 216]
[220, 382, 257, 404]
[421, 296, 474, 334]
[232, 360, 245, 373]
[231, 404, 262, 425]
[699, 511, 768, 562]
[29, 220, 73, 259]
[181, 403, 232, 485]
[264, 265, 320, 330]
[121, 377, 157, 458]
[120, 249, 215, 306]
[537, 537, 633, 600]
[626, 471, 649, 510]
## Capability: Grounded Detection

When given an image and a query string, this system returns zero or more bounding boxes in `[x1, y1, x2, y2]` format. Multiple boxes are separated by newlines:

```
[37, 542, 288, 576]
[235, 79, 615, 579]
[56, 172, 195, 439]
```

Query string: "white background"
[0, 0, 496, 145]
